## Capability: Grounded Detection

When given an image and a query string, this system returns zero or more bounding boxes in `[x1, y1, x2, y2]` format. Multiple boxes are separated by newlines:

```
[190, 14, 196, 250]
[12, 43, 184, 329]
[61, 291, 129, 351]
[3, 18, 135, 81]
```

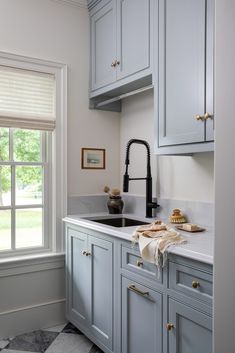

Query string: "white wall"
[0, 0, 120, 337]
[214, 1, 235, 351]
[0, 255, 65, 339]
[0, 0, 120, 197]
[120, 90, 214, 203]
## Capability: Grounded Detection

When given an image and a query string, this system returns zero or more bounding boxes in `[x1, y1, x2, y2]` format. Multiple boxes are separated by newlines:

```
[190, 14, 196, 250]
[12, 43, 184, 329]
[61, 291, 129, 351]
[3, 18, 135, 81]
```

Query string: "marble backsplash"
[68, 194, 214, 227]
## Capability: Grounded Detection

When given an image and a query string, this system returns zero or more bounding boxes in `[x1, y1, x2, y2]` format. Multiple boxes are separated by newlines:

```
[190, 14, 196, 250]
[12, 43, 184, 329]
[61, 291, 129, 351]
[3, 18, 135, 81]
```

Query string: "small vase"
[107, 196, 124, 214]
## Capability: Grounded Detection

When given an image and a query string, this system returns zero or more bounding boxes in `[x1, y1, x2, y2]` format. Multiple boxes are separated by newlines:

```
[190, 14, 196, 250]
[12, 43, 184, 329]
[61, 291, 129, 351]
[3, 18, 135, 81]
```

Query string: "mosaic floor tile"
[2, 322, 104, 353]
[44, 332, 93, 353]
[61, 322, 83, 335]
[89, 344, 104, 353]
[43, 324, 67, 333]
[1, 349, 37, 353]
[0, 340, 9, 350]
[5, 331, 58, 353]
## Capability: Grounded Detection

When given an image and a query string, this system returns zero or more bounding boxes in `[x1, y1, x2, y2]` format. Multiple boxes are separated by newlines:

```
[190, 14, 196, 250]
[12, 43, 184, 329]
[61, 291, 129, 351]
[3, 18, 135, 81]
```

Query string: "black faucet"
[123, 139, 159, 218]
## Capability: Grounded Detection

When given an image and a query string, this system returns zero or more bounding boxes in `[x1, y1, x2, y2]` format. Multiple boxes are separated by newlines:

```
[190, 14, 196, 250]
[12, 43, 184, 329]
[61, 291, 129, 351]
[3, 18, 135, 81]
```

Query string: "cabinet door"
[168, 298, 212, 353]
[158, 0, 212, 146]
[116, 0, 151, 81]
[66, 229, 89, 329]
[88, 236, 113, 350]
[91, 0, 117, 91]
[121, 276, 162, 353]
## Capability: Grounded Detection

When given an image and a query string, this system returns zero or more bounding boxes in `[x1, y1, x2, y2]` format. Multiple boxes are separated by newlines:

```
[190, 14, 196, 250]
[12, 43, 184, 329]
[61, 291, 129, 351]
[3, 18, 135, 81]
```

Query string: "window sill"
[0, 252, 65, 277]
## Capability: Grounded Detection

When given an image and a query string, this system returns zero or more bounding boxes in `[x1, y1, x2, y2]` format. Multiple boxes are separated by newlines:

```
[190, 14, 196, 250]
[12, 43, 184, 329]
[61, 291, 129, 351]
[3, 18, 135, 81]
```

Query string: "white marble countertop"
[63, 213, 214, 265]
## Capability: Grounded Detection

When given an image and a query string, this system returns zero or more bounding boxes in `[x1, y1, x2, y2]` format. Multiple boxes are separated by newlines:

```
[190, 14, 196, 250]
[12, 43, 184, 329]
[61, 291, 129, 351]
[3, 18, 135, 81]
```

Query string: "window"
[0, 128, 50, 253]
[0, 52, 67, 258]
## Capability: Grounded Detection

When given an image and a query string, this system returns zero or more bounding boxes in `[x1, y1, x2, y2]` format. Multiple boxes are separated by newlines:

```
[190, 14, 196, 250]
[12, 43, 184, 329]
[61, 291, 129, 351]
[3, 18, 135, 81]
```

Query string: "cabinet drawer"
[121, 244, 162, 283]
[168, 261, 212, 305]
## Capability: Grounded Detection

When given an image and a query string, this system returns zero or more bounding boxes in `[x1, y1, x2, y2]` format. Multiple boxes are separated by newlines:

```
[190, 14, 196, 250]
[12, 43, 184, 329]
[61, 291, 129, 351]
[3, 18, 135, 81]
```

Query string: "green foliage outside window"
[0, 128, 42, 206]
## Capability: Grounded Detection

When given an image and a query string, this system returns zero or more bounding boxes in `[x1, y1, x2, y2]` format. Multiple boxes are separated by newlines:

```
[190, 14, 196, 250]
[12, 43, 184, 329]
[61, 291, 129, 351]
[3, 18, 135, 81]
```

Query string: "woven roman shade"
[0, 65, 56, 131]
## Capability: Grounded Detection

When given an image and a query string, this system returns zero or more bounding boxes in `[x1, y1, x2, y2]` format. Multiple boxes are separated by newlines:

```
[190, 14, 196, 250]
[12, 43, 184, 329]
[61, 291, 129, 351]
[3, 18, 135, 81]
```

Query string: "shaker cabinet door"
[121, 276, 162, 353]
[91, 0, 117, 91]
[158, 0, 214, 147]
[167, 298, 212, 353]
[116, 0, 151, 81]
[66, 229, 89, 330]
[89, 235, 113, 350]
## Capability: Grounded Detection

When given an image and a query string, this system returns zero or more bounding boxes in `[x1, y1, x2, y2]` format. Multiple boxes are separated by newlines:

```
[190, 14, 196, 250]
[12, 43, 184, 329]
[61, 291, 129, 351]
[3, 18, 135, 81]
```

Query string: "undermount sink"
[89, 217, 149, 228]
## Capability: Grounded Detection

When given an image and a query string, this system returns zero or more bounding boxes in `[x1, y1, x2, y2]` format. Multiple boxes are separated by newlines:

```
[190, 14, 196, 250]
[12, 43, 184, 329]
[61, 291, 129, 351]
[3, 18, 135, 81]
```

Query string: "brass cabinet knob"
[195, 113, 213, 121]
[137, 260, 143, 267]
[204, 112, 213, 120]
[195, 114, 204, 121]
[82, 250, 87, 256]
[86, 252, 92, 257]
[192, 280, 200, 289]
[111, 60, 117, 67]
[166, 323, 175, 331]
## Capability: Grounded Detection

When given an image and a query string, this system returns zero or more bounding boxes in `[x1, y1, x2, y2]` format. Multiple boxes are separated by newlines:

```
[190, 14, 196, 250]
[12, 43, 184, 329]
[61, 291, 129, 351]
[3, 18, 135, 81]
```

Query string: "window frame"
[0, 52, 67, 259]
[0, 129, 51, 255]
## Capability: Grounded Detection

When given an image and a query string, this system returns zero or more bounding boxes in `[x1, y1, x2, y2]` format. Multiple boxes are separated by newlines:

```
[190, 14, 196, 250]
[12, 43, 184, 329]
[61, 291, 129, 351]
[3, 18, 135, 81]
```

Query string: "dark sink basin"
[90, 217, 149, 228]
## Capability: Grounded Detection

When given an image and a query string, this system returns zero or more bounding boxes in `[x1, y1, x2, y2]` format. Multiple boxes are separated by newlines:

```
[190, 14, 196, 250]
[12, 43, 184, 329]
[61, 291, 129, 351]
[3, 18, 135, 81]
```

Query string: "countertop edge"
[63, 214, 214, 265]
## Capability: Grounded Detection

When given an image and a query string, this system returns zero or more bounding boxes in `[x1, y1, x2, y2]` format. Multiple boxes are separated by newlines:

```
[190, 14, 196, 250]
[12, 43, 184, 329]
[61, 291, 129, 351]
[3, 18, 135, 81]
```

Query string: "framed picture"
[81, 148, 106, 169]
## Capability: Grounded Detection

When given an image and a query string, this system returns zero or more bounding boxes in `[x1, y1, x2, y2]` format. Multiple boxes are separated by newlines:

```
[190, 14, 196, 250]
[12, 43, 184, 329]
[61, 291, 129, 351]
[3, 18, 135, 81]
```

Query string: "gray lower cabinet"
[155, 0, 214, 154]
[167, 299, 212, 353]
[66, 226, 113, 352]
[116, 0, 151, 81]
[65, 223, 213, 353]
[121, 276, 162, 353]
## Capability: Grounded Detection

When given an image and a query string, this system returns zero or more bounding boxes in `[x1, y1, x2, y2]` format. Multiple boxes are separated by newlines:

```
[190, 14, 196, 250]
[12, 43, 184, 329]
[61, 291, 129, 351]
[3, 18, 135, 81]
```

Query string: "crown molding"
[50, 0, 87, 9]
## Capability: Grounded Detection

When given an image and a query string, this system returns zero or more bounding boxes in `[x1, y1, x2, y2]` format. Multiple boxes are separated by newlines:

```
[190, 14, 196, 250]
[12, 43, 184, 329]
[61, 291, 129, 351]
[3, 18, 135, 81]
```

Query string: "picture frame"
[81, 148, 106, 169]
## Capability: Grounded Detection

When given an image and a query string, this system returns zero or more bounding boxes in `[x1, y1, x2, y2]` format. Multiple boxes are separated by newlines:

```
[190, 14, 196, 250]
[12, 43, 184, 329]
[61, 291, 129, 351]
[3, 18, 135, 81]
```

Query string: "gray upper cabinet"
[89, 0, 152, 99]
[90, 0, 116, 90]
[155, 0, 214, 154]
[116, 0, 151, 81]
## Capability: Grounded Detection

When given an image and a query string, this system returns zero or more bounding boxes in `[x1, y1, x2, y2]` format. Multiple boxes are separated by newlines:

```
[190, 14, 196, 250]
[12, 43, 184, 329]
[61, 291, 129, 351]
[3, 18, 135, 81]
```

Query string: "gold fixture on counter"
[169, 209, 187, 224]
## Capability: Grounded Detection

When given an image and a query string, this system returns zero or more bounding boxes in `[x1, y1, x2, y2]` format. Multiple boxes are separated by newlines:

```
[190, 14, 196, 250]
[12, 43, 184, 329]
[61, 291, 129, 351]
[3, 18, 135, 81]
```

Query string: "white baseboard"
[0, 299, 66, 339]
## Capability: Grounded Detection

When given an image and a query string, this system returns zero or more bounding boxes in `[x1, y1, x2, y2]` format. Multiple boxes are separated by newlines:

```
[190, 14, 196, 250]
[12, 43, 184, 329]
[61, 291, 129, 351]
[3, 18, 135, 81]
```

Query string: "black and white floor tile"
[0, 323, 104, 353]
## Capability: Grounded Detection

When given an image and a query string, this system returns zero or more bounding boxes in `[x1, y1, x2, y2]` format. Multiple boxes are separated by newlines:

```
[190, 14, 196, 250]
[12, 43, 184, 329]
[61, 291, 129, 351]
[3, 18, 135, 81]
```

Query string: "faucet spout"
[123, 139, 159, 218]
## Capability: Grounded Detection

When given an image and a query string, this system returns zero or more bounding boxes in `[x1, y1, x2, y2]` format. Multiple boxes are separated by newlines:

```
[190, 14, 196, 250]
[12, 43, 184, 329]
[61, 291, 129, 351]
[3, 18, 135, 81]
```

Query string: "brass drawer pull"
[137, 260, 143, 267]
[192, 280, 200, 289]
[111, 60, 117, 67]
[128, 284, 149, 297]
[166, 323, 175, 331]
